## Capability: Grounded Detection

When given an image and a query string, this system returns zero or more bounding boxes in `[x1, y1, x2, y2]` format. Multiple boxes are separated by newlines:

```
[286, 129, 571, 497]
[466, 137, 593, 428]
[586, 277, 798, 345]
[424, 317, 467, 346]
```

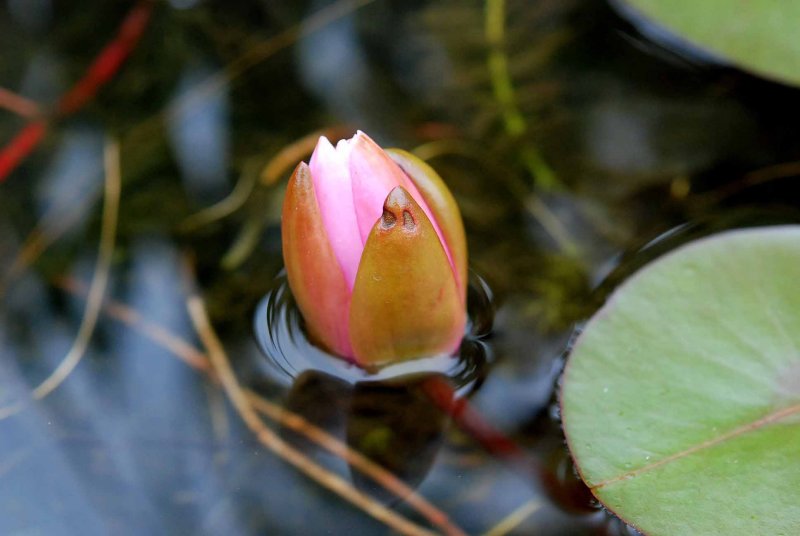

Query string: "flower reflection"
[282, 370, 451, 501]
[253, 270, 492, 498]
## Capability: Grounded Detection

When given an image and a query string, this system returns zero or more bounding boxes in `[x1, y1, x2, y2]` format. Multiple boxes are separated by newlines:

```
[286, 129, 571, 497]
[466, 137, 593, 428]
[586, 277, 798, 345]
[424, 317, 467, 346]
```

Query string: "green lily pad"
[561, 226, 800, 535]
[620, 0, 800, 87]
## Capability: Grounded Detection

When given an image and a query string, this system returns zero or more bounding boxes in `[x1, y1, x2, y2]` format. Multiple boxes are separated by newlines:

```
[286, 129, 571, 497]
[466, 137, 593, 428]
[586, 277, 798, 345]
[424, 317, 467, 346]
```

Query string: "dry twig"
[0, 183, 99, 298]
[0, 138, 121, 420]
[57, 274, 465, 534]
[185, 286, 439, 536]
[0, 87, 41, 118]
[246, 391, 467, 536]
[481, 498, 542, 536]
[52, 275, 213, 376]
[260, 126, 353, 186]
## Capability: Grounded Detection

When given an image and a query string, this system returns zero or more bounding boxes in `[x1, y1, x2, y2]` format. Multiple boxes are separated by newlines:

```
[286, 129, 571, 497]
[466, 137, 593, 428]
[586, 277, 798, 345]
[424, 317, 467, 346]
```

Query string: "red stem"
[0, 0, 155, 183]
[0, 121, 47, 181]
[422, 375, 596, 513]
[57, 0, 155, 116]
[422, 375, 524, 460]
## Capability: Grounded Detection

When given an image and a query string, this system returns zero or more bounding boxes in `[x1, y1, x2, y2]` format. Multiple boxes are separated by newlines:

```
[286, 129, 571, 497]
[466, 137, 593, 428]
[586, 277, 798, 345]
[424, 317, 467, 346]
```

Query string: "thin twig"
[31, 140, 121, 399]
[185, 289, 439, 536]
[164, 0, 374, 128]
[179, 166, 259, 231]
[411, 139, 580, 257]
[0, 12, 164, 290]
[0, 183, 101, 299]
[0, 138, 121, 420]
[0, 0, 370, 183]
[695, 159, 800, 203]
[0, 87, 42, 118]
[246, 391, 468, 536]
[0, 0, 155, 182]
[180, 125, 351, 232]
[524, 195, 579, 258]
[219, 215, 267, 270]
[481, 498, 542, 536]
[51, 275, 213, 376]
[56, 275, 463, 534]
[260, 126, 353, 186]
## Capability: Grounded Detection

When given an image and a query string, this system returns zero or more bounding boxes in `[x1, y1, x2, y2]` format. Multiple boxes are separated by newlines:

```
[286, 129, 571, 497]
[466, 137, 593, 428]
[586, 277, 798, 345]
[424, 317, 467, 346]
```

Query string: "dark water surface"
[1, 1, 799, 534]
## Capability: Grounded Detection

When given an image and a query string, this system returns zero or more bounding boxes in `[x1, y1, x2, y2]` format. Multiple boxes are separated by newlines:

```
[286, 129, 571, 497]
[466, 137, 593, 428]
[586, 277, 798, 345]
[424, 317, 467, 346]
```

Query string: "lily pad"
[618, 0, 800, 87]
[561, 226, 800, 535]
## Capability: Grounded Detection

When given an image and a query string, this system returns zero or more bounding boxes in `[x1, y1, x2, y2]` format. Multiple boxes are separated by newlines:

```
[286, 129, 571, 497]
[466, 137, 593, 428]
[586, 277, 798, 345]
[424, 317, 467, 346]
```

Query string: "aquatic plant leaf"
[561, 226, 800, 535]
[619, 0, 800, 86]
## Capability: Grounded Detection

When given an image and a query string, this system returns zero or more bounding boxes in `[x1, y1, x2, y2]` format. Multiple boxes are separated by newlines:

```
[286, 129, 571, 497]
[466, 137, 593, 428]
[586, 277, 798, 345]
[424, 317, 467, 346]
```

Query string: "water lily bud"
[281, 131, 467, 367]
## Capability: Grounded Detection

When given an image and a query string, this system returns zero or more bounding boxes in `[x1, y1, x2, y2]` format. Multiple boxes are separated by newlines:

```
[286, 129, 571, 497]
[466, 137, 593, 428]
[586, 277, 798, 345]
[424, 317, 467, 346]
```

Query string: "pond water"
[1, 1, 799, 535]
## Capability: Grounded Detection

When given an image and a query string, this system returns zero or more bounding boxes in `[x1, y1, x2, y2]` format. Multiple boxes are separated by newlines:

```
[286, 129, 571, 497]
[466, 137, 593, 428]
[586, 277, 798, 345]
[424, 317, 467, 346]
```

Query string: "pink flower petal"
[282, 163, 354, 359]
[348, 132, 409, 244]
[308, 136, 363, 290]
[348, 132, 454, 271]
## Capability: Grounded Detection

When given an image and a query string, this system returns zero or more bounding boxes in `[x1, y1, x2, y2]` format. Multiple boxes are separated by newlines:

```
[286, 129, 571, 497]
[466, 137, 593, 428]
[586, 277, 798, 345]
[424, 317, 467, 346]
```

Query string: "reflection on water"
[282, 370, 450, 504]
[253, 273, 491, 393]
[609, 0, 727, 66]
[0, 0, 799, 534]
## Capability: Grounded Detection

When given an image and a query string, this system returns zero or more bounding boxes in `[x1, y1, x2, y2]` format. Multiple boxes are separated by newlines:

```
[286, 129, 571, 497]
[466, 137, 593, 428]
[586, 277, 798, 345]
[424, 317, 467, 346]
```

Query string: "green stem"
[485, 0, 559, 190]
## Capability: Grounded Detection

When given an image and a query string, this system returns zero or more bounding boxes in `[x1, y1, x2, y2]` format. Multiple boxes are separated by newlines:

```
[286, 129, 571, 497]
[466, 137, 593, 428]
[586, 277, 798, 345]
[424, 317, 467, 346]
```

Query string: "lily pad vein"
[591, 402, 800, 489]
